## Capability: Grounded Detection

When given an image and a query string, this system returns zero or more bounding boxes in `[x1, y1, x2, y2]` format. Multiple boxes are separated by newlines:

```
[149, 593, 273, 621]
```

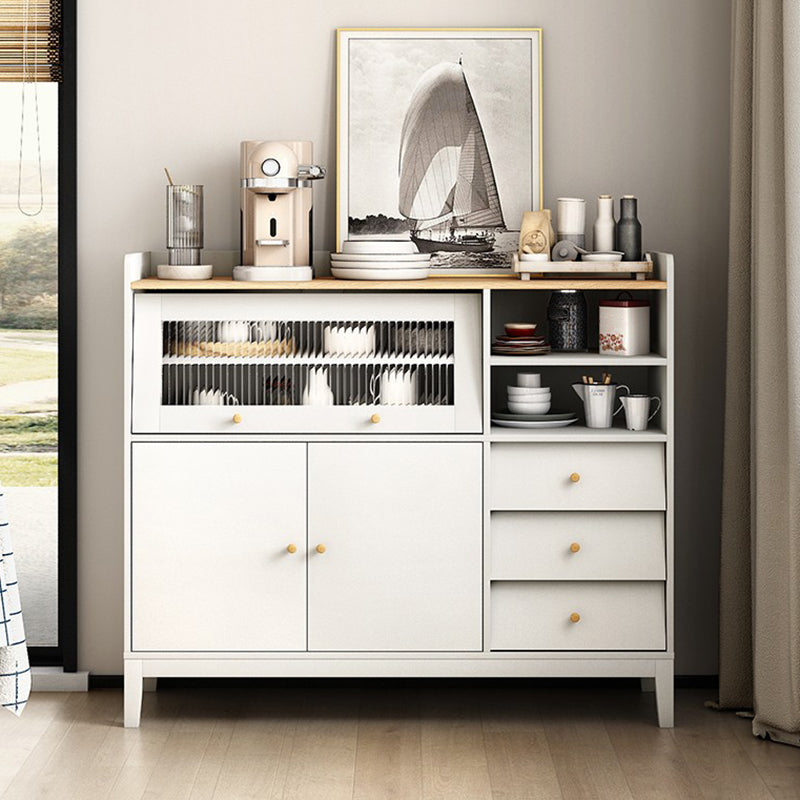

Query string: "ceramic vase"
[593, 195, 616, 252]
[615, 195, 642, 261]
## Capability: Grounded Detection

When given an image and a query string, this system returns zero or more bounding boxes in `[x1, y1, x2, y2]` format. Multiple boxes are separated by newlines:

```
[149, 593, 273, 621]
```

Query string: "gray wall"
[77, 0, 731, 674]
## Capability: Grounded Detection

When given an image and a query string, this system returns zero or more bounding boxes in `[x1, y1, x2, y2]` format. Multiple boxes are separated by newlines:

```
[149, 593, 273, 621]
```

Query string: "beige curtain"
[718, 0, 800, 745]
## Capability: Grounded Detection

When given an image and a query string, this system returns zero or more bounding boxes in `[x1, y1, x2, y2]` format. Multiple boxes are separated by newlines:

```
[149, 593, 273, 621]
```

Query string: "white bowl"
[582, 251, 625, 262]
[508, 400, 552, 415]
[341, 240, 418, 255]
[508, 392, 550, 403]
[507, 385, 550, 396]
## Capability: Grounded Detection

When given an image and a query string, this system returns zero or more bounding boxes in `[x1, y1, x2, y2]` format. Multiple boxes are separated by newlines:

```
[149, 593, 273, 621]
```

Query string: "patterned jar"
[599, 294, 650, 356]
[547, 290, 587, 352]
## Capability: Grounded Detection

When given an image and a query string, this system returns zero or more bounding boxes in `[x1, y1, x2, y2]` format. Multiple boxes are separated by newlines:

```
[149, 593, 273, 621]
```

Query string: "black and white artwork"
[337, 29, 542, 273]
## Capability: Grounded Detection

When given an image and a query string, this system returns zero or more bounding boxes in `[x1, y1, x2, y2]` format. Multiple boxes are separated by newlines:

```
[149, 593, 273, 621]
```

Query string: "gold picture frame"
[336, 27, 543, 274]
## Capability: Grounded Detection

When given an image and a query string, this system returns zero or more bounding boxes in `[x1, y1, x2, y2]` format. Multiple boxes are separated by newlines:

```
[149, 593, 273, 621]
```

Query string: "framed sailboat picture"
[337, 27, 542, 274]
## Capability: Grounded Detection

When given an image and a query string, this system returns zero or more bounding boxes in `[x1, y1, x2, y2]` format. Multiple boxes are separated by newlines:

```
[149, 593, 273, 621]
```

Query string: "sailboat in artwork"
[398, 60, 505, 253]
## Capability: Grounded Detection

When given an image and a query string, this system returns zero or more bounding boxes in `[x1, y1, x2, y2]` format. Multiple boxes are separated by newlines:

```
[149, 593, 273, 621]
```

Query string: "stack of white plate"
[330, 241, 430, 280]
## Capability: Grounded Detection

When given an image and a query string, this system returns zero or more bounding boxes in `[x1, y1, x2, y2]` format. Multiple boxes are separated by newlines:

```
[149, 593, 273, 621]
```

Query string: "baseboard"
[31, 667, 89, 692]
[90, 674, 719, 691]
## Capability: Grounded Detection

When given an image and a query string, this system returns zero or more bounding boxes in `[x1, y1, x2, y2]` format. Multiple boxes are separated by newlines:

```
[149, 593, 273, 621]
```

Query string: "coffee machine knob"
[261, 158, 280, 177]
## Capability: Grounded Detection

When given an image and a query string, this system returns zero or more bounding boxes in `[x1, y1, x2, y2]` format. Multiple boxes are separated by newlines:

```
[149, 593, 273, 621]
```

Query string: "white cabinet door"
[307, 443, 483, 651]
[131, 443, 306, 651]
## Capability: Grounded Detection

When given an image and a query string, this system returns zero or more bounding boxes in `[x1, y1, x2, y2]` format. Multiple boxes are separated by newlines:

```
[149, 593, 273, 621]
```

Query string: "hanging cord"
[17, 0, 44, 217]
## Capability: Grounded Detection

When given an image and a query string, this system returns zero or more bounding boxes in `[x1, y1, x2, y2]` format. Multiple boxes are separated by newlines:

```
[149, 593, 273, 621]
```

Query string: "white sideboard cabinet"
[124, 253, 675, 729]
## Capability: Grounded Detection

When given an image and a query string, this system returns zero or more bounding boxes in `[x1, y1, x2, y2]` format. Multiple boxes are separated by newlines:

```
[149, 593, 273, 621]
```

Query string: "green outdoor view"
[0, 82, 59, 647]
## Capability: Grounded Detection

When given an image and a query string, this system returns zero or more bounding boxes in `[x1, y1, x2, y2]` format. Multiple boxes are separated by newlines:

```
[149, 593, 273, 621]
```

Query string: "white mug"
[620, 394, 661, 431]
[370, 368, 417, 405]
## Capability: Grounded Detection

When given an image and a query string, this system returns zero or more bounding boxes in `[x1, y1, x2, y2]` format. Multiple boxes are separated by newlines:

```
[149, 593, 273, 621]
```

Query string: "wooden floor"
[0, 684, 798, 799]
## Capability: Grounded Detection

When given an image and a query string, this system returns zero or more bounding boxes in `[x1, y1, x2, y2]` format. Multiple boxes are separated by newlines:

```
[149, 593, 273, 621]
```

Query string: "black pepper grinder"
[616, 195, 642, 261]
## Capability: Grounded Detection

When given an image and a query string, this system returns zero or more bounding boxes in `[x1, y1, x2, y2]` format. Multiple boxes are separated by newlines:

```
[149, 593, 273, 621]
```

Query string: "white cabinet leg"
[640, 677, 655, 692]
[143, 678, 158, 693]
[654, 660, 674, 728]
[124, 660, 143, 728]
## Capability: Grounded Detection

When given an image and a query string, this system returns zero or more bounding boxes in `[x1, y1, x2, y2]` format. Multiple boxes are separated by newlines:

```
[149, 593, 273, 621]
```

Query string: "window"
[0, 0, 76, 670]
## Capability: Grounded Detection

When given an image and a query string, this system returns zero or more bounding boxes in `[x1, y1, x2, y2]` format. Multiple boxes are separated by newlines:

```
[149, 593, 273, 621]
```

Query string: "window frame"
[26, 0, 76, 671]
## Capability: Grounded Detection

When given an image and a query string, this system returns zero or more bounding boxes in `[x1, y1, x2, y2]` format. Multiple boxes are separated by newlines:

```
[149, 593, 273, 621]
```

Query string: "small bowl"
[508, 400, 552, 415]
[507, 386, 550, 396]
[581, 251, 625, 262]
[517, 372, 541, 387]
[504, 322, 538, 338]
[341, 240, 418, 255]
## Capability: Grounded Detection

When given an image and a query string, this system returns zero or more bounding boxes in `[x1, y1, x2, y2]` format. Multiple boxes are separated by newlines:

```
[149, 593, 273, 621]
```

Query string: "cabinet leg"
[143, 678, 158, 693]
[640, 677, 656, 692]
[654, 660, 674, 728]
[124, 660, 143, 728]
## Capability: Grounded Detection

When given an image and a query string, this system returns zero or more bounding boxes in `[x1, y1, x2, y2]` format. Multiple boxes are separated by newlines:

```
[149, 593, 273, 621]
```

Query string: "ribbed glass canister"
[166, 185, 204, 266]
[547, 290, 588, 351]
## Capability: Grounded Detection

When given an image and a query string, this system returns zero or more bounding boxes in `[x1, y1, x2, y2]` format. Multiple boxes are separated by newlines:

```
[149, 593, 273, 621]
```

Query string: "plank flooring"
[0, 685, 798, 799]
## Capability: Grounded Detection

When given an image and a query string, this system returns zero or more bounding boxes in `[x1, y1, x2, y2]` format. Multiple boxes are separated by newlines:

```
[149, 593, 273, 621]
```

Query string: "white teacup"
[620, 395, 661, 431]
[517, 373, 541, 387]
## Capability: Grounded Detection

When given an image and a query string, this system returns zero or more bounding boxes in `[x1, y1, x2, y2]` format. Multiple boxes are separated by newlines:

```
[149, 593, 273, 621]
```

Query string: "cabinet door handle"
[232, 413, 242, 424]
[569, 472, 580, 483]
[371, 414, 381, 424]
[569, 612, 581, 623]
[286, 544, 297, 554]
[316, 544, 326, 554]
[569, 542, 581, 553]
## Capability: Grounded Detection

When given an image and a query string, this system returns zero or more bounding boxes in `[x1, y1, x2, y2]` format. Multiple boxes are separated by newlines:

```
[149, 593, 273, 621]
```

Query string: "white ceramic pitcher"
[572, 382, 630, 428]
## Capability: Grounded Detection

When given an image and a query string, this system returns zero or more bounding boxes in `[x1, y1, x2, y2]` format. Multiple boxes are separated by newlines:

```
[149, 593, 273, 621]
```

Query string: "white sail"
[399, 62, 504, 231]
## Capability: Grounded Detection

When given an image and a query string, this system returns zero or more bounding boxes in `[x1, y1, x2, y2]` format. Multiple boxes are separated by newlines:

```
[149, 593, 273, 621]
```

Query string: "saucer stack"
[330, 240, 430, 280]
[491, 322, 550, 355]
[491, 372, 578, 429]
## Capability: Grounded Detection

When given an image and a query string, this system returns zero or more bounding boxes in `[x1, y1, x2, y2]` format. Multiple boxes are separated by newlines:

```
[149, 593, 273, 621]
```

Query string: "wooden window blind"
[0, 0, 61, 82]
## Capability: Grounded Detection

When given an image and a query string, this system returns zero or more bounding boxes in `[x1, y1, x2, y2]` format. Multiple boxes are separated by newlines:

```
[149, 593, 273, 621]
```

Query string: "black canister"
[547, 290, 587, 352]
[616, 195, 642, 261]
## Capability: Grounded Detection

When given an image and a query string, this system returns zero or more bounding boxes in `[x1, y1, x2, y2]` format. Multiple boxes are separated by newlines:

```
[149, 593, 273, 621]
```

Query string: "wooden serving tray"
[512, 254, 654, 281]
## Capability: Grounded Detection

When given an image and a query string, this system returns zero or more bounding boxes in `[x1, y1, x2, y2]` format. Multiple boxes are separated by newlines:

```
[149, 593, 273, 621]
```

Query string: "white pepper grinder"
[593, 194, 616, 251]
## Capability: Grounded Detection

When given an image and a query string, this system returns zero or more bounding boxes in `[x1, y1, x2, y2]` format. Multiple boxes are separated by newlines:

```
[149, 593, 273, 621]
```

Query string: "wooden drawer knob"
[232, 413, 242, 424]
[316, 544, 326, 554]
[569, 612, 581, 623]
[286, 544, 297, 554]
[570, 472, 580, 483]
[371, 413, 381, 424]
[570, 542, 581, 553]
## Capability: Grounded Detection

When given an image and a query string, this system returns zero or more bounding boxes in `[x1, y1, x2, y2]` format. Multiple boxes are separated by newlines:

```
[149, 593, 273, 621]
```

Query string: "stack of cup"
[556, 197, 586, 248]
[507, 372, 551, 415]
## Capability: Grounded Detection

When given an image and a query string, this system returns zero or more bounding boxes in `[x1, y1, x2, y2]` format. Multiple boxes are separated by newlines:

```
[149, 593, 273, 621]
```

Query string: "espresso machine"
[233, 140, 325, 281]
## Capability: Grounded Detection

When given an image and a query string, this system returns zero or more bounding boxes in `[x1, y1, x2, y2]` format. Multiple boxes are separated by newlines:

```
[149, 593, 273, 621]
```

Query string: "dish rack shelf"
[132, 294, 482, 431]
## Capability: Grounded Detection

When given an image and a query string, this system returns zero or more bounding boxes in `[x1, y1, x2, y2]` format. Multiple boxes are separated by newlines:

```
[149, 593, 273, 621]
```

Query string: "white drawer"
[490, 581, 666, 651]
[491, 512, 665, 580]
[490, 443, 665, 510]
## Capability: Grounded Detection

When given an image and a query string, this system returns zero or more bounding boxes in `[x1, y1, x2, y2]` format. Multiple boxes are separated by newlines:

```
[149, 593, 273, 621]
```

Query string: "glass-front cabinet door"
[132, 293, 482, 433]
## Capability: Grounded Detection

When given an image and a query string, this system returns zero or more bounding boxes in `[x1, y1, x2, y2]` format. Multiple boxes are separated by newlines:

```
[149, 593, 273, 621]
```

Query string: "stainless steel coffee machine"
[234, 140, 325, 281]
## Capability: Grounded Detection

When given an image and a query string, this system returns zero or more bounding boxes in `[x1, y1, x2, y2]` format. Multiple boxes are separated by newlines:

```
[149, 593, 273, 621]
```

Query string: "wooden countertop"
[131, 276, 668, 291]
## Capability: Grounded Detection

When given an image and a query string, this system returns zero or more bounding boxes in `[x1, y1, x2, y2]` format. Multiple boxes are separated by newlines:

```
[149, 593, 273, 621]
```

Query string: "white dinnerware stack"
[323, 324, 376, 356]
[491, 372, 579, 429]
[507, 372, 551, 415]
[330, 240, 430, 280]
